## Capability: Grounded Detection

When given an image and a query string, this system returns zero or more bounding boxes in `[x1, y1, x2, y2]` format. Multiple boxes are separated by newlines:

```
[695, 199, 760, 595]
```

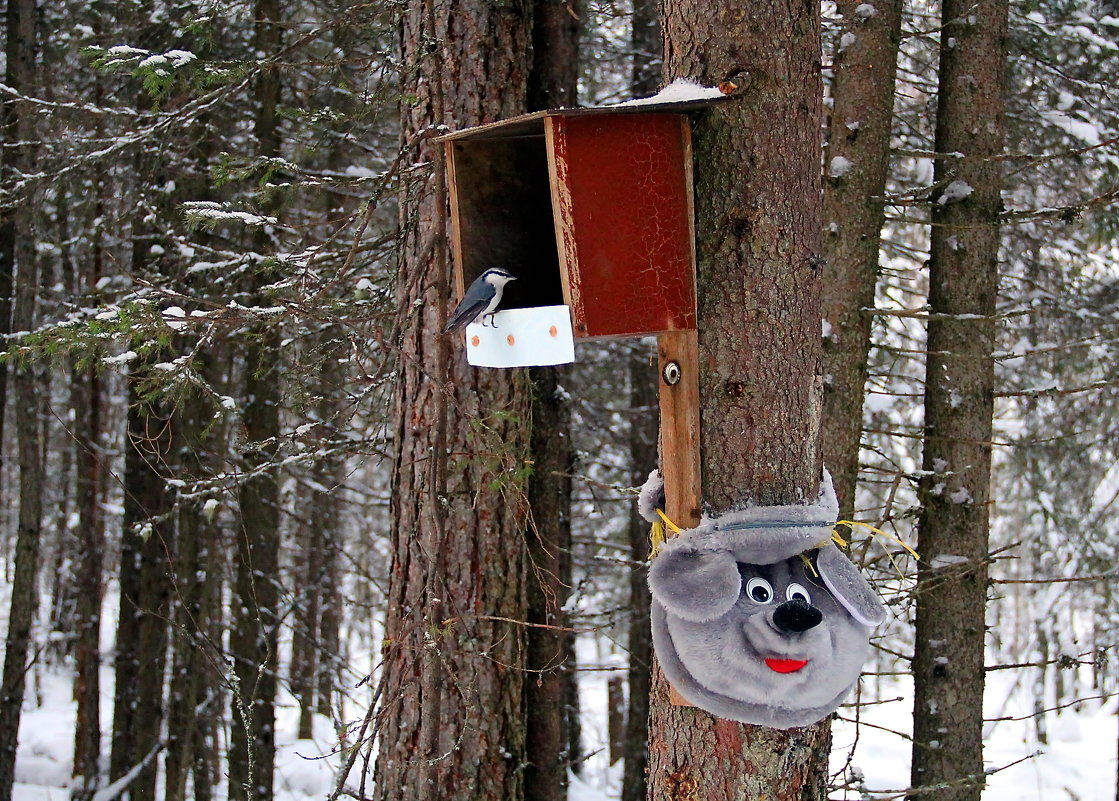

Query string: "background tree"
[371, 0, 535, 798]
[821, 0, 903, 520]
[909, 0, 1008, 795]
[0, 0, 41, 797]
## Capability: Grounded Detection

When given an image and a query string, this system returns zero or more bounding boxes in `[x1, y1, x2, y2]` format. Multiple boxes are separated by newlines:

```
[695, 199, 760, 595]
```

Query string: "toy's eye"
[787, 583, 811, 604]
[746, 577, 774, 603]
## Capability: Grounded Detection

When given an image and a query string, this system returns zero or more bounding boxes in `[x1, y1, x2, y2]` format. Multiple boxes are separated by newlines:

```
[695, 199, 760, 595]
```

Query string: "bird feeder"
[439, 97, 727, 348]
[440, 92, 734, 709]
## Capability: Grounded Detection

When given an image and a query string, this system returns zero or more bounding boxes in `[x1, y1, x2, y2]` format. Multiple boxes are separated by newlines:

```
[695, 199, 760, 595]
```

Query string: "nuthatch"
[443, 267, 517, 335]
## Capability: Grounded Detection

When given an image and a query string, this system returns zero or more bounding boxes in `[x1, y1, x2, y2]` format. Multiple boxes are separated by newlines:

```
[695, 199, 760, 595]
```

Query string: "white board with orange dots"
[463, 305, 575, 368]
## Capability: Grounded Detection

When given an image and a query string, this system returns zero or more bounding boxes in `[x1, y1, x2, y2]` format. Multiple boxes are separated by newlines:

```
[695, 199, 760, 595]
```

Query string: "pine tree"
[909, 0, 1008, 797]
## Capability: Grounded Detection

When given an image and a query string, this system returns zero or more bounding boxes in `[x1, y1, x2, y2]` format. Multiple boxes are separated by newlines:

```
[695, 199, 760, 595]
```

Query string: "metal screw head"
[662, 361, 682, 386]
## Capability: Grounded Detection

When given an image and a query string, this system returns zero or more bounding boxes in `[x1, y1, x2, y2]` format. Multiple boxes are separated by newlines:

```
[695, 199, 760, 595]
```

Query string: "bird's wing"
[443, 295, 491, 334]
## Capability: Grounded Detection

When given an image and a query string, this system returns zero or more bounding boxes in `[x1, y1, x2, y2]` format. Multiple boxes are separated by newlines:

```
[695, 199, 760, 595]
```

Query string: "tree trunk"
[70, 314, 104, 801]
[622, 343, 658, 801]
[0, 0, 41, 797]
[229, 3, 283, 798]
[649, 0, 830, 798]
[372, 1, 533, 799]
[524, 5, 580, 797]
[109, 374, 175, 801]
[909, 0, 1007, 797]
[291, 496, 324, 740]
[164, 371, 225, 801]
[820, 0, 902, 520]
[630, 0, 661, 97]
[293, 341, 343, 739]
[524, 366, 575, 801]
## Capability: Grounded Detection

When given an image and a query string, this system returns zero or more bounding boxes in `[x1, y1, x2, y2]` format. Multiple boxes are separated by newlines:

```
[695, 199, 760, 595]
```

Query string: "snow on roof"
[610, 78, 727, 108]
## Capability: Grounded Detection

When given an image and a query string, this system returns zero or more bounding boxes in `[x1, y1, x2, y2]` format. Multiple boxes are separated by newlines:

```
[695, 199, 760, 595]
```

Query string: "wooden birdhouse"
[439, 97, 726, 353]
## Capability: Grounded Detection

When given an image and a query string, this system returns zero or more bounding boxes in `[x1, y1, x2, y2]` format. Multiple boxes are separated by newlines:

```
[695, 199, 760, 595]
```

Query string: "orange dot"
[470, 335, 480, 347]
[506, 335, 515, 346]
[549, 325, 558, 337]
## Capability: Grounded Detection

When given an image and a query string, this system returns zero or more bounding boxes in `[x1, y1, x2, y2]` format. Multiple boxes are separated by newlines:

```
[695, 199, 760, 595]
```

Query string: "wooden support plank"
[658, 329, 701, 529]
[657, 328, 701, 708]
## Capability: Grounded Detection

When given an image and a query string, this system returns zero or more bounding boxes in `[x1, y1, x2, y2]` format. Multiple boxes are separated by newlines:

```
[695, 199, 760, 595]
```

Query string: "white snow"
[938, 180, 974, 205]
[101, 350, 137, 366]
[611, 78, 725, 107]
[161, 306, 188, 331]
[830, 155, 854, 179]
[839, 32, 857, 52]
[1040, 110, 1102, 146]
[949, 486, 974, 504]
[929, 554, 970, 568]
[854, 3, 877, 18]
[181, 200, 278, 228]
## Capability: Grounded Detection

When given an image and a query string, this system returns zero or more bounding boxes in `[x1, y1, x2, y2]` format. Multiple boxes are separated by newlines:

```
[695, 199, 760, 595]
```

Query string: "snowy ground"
[11, 645, 1117, 800]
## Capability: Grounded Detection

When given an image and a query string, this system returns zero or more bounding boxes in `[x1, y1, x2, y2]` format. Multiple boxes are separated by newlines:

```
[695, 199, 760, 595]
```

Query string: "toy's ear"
[648, 546, 740, 623]
[816, 545, 888, 627]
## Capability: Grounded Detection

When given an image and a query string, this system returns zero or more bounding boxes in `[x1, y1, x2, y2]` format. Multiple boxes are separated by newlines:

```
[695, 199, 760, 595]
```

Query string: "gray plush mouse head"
[647, 473, 887, 729]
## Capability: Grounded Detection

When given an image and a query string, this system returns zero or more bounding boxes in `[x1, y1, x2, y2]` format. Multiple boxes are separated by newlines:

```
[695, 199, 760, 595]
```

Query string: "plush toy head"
[647, 474, 887, 729]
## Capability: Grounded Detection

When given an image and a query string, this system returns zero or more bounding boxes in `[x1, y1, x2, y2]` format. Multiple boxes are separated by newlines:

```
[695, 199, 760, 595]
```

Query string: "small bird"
[443, 267, 517, 335]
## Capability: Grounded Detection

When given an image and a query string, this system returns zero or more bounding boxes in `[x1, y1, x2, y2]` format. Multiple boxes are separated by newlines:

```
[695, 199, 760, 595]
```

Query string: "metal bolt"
[662, 361, 681, 386]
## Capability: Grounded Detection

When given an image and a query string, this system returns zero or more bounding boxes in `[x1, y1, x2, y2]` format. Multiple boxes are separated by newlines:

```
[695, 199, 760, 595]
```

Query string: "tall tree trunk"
[622, 343, 658, 801]
[820, 0, 902, 520]
[109, 134, 179, 801]
[630, 0, 660, 97]
[372, 1, 533, 799]
[649, 0, 830, 798]
[528, 0, 580, 110]
[109, 367, 175, 801]
[909, 0, 1007, 797]
[523, 366, 575, 801]
[165, 367, 225, 801]
[70, 270, 104, 801]
[291, 495, 324, 740]
[0, 0, 41, 797]
[524, 6, 580, 799]
[229, 2, 283, 798]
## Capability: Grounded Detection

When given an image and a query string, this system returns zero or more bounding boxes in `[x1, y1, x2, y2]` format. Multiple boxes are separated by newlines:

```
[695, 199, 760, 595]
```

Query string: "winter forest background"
[0, 0, 1117, 799]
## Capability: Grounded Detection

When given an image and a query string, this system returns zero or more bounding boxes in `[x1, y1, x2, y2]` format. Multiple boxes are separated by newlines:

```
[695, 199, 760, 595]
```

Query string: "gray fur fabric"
[647, 472, 887, 729]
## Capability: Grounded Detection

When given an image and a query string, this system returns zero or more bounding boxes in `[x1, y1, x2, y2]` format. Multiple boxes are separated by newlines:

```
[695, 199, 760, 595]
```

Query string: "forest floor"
[9, 630, 1117, 799]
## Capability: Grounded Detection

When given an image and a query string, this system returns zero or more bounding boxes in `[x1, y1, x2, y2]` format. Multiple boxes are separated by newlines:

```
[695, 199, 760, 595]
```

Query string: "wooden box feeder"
[441, 95, 731, 708]
[439, 99, 724, 342]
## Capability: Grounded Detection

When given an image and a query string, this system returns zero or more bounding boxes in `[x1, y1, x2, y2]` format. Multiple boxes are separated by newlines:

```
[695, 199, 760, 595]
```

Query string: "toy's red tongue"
[765, 658, 808, 674]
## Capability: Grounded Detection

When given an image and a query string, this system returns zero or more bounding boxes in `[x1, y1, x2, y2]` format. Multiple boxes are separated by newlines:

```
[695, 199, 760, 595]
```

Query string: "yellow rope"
[834, 520, 920, 560]
[656, 508, 684, 535]
[649, 508, 683, 558]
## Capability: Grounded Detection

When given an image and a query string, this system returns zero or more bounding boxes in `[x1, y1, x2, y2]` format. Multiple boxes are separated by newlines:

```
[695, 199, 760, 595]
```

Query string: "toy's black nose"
[773, 598, 822, 633]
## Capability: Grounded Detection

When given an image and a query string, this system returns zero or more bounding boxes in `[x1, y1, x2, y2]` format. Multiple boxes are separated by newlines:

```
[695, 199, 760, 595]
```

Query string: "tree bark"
[524, 5, 580, 797]
[70, 285, 104, 801]
[229, 2, 283, 798]
[820, 0, 902, 520]
[0, 0, 42, 797]
[372, 1, 534, 799]
[649, 0, 830, 798]
[630, 0, 661, 97]
[909, 0, 1007, 797]
[165, 373, 225, 801]
[524, 366, 575, 801]
[109, 369, 175, 801]
[528, 0, 580, 110]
